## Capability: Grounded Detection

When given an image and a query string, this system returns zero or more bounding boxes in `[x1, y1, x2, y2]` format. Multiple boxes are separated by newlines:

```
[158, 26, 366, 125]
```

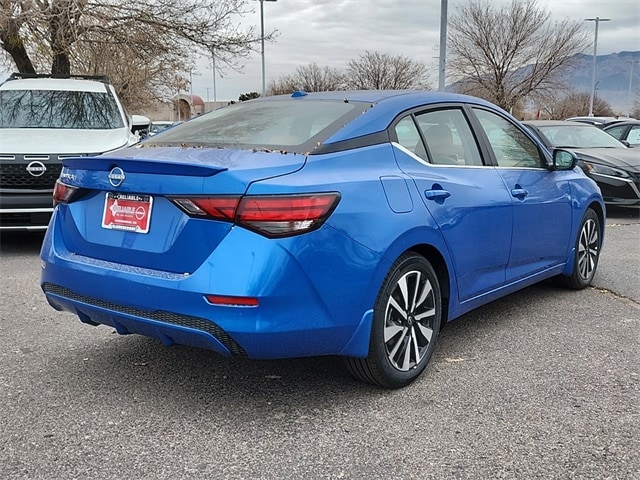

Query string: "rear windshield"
[0, 89, 124, 129]
[144, 99, 370, 154]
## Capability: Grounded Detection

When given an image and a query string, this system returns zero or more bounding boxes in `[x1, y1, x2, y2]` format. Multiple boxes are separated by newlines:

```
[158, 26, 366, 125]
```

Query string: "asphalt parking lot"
[1, 207, 638, 479]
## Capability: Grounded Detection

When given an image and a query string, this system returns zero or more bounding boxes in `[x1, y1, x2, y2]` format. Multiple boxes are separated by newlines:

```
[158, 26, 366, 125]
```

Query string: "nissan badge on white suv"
[0, 73, 141, 231]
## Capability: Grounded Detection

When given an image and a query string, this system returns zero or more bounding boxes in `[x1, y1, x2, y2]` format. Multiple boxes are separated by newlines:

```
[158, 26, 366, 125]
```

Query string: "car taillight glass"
[170, 193, 340, 238]
[237, 193, 340, 237]
[53, 180, 79, 206]
[172, 196, 240, 220]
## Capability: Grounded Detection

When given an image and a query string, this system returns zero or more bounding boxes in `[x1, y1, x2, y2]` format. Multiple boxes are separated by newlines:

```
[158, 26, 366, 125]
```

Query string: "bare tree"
[528, 83, 574, 120]
[0, 1, 269, 107]
[268, 63, 346, 95]
[553, 92, 615, 119]
[346, 51, 430, 90]
[632, 95, 640, 119]
[448, 0, 588, 112]
[267, 75, 298, 96]
[72, 38, 189, 112]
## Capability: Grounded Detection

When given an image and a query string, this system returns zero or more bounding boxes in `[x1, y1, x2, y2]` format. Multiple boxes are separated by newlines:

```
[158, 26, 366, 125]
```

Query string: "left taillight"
[170, 193, 340, 238]
[52, 180, 80, 206]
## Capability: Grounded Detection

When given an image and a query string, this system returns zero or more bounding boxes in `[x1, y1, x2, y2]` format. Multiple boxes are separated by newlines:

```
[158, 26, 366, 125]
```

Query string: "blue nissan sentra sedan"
[40, 90, 604, 388]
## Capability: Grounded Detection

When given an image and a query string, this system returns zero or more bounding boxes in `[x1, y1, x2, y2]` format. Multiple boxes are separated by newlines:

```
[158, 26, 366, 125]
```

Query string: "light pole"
[627, 60, 638, 118]
[585, 17, 610, 117]
[438, 0, 447, 92]
[211, 47, 217, 103]
[259, 0, 277, 97]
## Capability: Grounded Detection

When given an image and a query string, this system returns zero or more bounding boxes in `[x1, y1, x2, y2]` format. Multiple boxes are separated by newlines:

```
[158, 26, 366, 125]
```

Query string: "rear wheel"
[558, 208, 601, 289]
[345, 252, 442, 388]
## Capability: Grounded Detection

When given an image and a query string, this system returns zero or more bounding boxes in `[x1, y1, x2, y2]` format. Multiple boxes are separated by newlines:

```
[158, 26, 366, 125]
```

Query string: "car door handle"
[511, 188, 529, 199]
[425, 189, 451, 200]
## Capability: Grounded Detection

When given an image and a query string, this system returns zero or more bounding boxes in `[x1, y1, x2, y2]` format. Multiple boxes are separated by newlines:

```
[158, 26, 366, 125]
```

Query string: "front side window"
[603, 124, 626, 140]
[627, 126, 640, 144]
[473, 108, 544, 168]
[0, 89, 124, 129]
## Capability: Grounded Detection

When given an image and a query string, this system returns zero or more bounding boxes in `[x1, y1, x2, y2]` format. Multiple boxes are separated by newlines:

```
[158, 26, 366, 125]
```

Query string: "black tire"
[558, 208, 601, 289]
[345, 252, 442, 388]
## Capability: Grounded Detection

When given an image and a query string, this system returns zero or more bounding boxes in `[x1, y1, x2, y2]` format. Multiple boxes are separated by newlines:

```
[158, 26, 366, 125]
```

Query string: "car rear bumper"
[40, 274, 367, 360]
[40, 211, 378, 359]
[42, 282, 248, 356]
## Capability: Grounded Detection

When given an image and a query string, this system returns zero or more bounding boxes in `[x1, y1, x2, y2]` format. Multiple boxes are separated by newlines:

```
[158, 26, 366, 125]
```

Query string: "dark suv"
[0, 73, 140, 231]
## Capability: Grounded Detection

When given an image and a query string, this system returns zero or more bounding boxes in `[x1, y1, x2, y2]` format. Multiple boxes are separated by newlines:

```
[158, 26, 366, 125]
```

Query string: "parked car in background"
[523, 120, 640, 206]
[0, 73, 141, 231]
[148, 120, 179, 136]
[565, 116, 634, 128]
[41, 90, 604, 388]
[602, 120, 640, 147]
[131, 114, 152, 138]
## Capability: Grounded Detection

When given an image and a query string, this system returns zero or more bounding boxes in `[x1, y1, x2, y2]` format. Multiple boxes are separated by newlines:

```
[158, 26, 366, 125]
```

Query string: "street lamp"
[438, 0, 447, 92]
[259, 0, 277, 97]
[627, 60, 638, 118]
[211, 47, 217, 104]
[585, 17, 611, 117]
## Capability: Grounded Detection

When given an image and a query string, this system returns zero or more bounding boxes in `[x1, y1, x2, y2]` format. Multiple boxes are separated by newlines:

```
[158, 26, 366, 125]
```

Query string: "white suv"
[0, 73, 141, 231]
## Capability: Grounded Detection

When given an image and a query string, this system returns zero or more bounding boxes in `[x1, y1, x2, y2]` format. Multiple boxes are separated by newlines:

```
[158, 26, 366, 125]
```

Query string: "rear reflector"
[205, 294, 259, 307]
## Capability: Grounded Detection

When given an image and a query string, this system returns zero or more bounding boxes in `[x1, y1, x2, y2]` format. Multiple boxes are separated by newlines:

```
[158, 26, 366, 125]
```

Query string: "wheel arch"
[561, 199, 605, 280]
[374, 226, 455, 328]
[588, 200, 605, 240]
[406, 244, 451, 329]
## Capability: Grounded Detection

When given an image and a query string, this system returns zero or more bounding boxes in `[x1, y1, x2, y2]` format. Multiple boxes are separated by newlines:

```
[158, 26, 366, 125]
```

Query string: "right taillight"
[170, 193, 340, 238]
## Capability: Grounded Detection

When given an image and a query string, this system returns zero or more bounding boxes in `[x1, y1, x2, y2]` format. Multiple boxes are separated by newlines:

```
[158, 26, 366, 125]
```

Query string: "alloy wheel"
[384, 270, 436, 371]
[577, 218, 599, 281]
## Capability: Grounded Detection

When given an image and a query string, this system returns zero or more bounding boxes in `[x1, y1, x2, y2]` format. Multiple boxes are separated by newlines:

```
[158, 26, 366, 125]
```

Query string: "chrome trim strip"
[0, 225, 48, 231]
[0, 207, 54, 213]
[392, 142, 489, 168]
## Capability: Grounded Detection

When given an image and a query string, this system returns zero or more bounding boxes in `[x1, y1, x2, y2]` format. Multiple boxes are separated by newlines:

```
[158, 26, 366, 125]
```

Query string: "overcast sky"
[192, 0, 640, 102]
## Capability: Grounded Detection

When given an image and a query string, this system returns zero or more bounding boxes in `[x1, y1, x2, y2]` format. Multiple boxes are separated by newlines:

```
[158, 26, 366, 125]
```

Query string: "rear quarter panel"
[246, 143, 454, 327]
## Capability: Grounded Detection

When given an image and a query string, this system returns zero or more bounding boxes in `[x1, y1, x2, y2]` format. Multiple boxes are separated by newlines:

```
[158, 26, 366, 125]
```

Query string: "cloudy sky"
[193, 0, 640, 102]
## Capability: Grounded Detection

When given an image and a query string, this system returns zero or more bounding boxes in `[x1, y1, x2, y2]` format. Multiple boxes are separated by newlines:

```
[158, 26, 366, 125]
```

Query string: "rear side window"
[394, 116, 426, 160]
[0, 89, 124, 129]
[415, 109, 483, 166]
[150, 99, 369, 154]
[393, 108, 484, 166]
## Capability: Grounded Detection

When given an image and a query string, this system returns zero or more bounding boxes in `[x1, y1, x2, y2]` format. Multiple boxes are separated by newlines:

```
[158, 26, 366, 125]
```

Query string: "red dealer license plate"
[102, 192, 153, 233]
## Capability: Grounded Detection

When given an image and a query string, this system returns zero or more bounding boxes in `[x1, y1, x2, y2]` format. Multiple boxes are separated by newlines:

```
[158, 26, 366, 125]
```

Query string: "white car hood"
[0, 127, 134, 155]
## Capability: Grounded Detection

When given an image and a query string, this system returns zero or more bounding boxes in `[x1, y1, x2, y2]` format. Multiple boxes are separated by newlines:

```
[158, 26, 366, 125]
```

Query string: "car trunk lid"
[56, 147, 306, 273]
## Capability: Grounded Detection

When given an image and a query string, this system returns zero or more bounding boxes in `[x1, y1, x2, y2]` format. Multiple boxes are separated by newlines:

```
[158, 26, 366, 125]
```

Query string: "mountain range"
[551, 50, 640, 114]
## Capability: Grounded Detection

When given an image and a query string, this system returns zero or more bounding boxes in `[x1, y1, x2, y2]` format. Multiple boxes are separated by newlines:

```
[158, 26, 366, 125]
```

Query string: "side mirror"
[130, 114, 151, 135]
[552, 149, 577, 170]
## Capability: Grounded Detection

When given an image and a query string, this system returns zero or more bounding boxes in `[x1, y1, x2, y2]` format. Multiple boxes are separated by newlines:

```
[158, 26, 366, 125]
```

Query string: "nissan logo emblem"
[26, 161, 47, 177]
[108, 167, 126, 187]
